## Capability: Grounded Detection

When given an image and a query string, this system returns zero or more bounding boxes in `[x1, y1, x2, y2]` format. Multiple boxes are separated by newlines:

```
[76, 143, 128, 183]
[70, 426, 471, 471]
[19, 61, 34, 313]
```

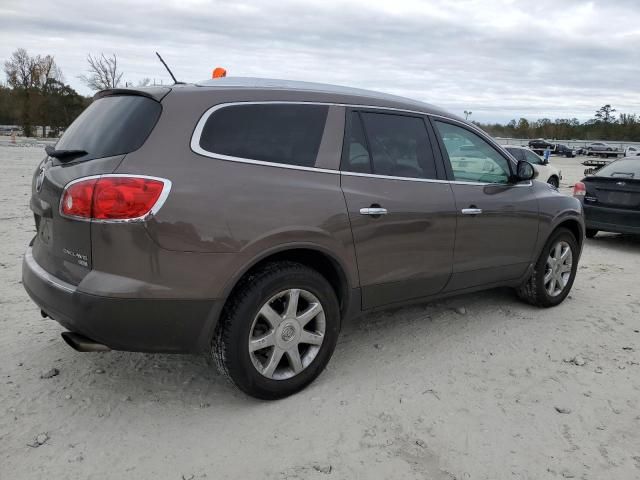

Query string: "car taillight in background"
[573, 182, 586, 196]
[60, 175, 171, 221]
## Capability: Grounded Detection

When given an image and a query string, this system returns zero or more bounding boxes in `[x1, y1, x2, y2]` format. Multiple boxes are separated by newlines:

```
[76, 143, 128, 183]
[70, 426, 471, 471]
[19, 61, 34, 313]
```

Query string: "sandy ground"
[1, 147, 639, 480]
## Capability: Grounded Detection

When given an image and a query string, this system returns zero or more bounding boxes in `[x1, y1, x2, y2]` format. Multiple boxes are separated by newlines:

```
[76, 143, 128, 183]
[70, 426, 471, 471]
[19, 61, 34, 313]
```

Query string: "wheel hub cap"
[281, 324, 296, 342]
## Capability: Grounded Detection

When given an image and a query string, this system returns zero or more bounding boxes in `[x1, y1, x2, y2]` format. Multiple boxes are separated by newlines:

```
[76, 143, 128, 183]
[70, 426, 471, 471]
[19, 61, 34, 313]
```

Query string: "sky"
[1, 0, 639, 123]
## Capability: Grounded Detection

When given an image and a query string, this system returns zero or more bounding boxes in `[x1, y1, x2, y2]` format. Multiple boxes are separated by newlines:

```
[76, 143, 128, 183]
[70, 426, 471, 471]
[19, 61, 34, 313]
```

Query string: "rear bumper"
[22, 247, 221, 353]
[584, 204, 640, 235]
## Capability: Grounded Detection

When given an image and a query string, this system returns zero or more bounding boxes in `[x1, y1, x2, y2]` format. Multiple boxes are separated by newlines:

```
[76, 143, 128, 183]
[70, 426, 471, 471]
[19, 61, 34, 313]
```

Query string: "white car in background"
[503, 145, 563, 188]
[624, 145, 640, 156]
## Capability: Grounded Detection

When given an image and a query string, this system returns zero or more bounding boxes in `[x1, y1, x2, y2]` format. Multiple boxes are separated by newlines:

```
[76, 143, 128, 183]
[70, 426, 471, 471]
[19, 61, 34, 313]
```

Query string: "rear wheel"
[211, 262, 340, 399]
[517, 228, 578, 307]
[586, 229, 598, 238]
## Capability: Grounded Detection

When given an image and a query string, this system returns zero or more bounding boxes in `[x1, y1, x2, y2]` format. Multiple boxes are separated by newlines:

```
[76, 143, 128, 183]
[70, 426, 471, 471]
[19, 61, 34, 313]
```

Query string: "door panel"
[431, 119, 540, 290]
[341, 174, 456, 308]
[340, 109, 456, 309]
[446, 182, 540, 290]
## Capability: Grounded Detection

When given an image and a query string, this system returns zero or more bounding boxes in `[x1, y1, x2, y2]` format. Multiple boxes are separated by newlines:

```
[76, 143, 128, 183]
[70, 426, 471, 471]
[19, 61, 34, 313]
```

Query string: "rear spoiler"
[94, 86, 171, 102]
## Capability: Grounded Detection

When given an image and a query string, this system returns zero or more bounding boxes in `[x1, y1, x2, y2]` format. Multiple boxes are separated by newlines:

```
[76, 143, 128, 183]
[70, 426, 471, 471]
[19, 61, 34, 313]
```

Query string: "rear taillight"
[60, 175, 170, 221]
[573, 182, 586, 196]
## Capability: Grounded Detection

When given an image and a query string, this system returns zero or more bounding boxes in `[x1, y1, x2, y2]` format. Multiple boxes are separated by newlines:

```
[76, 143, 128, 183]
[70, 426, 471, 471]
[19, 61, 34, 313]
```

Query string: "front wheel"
[547, 176, 559, 188]
[517, 228, 579, 307]
[211, 262, 340, 399]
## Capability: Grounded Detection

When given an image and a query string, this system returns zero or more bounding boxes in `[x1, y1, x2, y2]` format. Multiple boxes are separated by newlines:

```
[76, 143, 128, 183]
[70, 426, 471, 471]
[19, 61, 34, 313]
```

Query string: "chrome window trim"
[190, 101, 533, 188]
[24, 247, 76, 294]
[341, 170, 532, 187]
[59, 174, 172, 223]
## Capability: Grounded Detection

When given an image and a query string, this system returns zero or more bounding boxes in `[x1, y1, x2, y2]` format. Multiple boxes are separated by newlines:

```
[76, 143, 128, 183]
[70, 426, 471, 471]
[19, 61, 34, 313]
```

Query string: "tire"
[517, 228, 579, 308]
[211, 261, 340, 400]
[586, 229, 598, 239]
[547, 176, 559, 188]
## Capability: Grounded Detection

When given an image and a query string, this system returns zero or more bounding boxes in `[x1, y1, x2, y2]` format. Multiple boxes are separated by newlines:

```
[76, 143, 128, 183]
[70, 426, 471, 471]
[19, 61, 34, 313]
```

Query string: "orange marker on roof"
[212, 67, 227, 78]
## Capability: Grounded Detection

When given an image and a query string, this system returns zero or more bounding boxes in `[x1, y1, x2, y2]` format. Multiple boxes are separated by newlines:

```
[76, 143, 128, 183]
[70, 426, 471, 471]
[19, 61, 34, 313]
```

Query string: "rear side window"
[55, 95, 161, 162]
[341, 111, 437, 179]
[199, 104, 328, 167]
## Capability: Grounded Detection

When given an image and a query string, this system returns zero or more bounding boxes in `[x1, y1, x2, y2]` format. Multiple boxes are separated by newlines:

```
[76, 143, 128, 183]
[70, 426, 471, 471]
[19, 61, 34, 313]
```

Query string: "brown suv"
[23, 78, 584, 399]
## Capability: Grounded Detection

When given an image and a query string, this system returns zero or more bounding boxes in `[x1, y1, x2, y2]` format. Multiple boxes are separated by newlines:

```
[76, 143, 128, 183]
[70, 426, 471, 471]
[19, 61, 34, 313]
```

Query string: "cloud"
[1, 0, 639, 122]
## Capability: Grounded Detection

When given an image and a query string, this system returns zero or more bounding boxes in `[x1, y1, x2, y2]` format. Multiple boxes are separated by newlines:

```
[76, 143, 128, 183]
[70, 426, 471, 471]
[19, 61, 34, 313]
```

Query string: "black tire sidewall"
[534, 229, 579, 307]
[223, 266, 340, 400]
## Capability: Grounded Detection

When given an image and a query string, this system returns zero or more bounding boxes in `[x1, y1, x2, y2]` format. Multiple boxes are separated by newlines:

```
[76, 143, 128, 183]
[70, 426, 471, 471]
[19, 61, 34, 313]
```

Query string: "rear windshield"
[55, 95, 161, 162]
[597, 158, 640, 178]
[198, 104, 328, 167]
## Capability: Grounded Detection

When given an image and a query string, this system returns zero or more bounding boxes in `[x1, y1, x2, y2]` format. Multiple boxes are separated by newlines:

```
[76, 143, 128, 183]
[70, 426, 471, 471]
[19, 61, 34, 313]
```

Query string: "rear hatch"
[584, 158, 640, 209]
[30, 90, 165, 286]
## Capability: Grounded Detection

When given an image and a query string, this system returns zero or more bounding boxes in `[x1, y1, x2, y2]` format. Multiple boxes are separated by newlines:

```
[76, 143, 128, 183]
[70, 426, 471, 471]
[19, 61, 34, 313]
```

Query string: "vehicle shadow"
[587, 232, 640, 252]
[65, 287, 527, 405]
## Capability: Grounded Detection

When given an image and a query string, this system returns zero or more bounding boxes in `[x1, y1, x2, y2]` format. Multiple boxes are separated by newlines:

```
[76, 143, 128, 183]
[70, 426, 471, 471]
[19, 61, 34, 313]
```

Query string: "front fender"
[533, 184, 585, 259]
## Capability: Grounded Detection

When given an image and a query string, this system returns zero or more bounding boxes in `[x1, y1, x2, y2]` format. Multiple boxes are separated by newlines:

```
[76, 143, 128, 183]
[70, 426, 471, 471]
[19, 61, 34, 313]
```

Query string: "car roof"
[189, 77, 459, 119]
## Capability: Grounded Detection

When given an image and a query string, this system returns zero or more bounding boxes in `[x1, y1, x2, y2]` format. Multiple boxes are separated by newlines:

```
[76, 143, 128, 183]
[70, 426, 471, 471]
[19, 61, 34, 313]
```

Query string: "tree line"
[473, 105, 640, 142]
[1, 48, 148, 137]
[1, 49, 88, 137]
[3, 47, 640, 142]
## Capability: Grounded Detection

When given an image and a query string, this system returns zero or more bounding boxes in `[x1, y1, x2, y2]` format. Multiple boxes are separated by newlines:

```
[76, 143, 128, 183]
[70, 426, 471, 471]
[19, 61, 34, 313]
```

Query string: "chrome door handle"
[360, 207, 388, 216]
[461, 208, 483, 215]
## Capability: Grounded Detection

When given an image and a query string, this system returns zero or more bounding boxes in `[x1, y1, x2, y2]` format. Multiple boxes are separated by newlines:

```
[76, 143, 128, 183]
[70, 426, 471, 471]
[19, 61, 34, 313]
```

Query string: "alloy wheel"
[544, 241, 573, 297]
[248, 289, 326, 380]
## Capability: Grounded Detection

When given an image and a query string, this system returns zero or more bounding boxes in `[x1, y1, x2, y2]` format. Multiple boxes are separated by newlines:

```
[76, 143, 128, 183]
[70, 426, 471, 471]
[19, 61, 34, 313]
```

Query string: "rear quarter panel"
[114, 88, 358, 299]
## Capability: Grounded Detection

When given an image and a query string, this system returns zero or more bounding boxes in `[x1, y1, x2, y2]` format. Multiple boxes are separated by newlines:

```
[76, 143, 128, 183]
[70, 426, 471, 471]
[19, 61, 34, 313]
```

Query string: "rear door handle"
[359, 207, 388, 216]
[461, 208, 483, 215]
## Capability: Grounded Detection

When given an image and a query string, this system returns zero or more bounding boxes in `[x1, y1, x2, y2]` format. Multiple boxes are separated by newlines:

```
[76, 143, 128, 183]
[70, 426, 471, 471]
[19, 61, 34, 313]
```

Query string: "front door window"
[433, 121, 511, 184]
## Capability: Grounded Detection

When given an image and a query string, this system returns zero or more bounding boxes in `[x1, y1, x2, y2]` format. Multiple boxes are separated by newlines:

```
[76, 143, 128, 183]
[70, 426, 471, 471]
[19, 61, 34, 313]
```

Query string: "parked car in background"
[503, 145, 563, 188]
[528, 139, 555, 155]
[22, 77, 585, 399]
[624, 145, 640, 156]
[574, 146, 587, 156]
[574, 157, 640, 237]
[554, 144, 576, 158]
[587, 142, 616, 156]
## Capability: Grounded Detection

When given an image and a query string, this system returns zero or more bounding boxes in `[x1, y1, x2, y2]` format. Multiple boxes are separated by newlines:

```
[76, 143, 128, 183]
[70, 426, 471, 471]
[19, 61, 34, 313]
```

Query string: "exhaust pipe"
[61, 332, 111, 352]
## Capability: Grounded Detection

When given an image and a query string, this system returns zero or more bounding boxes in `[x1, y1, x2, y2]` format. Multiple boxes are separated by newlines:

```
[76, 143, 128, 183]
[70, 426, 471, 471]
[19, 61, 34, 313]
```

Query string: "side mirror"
[516, 160, 535, 181]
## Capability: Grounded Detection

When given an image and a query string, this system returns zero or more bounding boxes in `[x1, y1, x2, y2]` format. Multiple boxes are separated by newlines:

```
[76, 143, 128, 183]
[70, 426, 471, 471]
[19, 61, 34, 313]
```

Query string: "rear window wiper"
[45, 145, 88, 162]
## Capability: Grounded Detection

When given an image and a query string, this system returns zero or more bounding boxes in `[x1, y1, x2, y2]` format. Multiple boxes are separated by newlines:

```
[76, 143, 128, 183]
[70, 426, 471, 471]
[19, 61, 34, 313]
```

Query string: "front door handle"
[360, 207, 388, 216]
[461, 208, 483, 215]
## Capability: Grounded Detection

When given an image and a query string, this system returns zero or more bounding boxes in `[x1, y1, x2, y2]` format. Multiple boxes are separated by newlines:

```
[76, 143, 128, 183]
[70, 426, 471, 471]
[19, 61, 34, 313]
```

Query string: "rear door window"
[198, 104, 328, 167]
[55, 95, 161, 162]
[341, 111, 437, 179]
[342, 112, 372, 173]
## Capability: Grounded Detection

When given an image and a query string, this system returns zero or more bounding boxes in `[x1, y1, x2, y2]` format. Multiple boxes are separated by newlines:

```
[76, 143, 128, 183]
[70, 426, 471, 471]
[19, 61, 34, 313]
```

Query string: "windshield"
[596, 158, 640, 178]
[55, 95, 161, 162]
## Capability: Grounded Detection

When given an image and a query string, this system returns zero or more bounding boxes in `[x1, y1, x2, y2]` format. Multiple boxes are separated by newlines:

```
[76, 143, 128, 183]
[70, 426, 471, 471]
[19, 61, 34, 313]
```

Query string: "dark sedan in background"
[574, 157, 640, 237]
[555, 144, 576, 158]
